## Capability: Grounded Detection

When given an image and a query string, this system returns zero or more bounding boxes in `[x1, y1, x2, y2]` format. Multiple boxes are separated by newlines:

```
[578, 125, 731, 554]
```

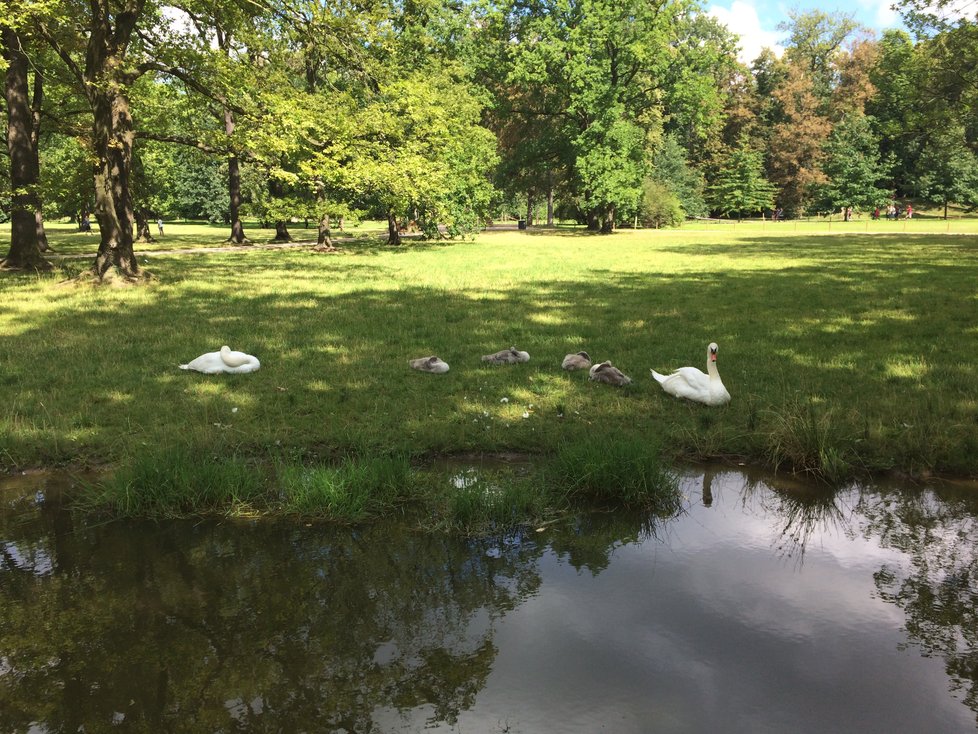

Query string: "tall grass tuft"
[762, 399, 862, 484]
[83, 446, 265, 517]
[545, 436, 681, 512]
[437, 469, 550, 534]
[277, 453, 414, 522]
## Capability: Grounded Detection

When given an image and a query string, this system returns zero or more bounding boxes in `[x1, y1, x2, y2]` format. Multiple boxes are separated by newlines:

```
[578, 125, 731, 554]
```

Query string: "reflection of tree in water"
[732, 470, 978, 721]
[548, 510, 680, 574]
[859, 485, 978, 725]
[738, 470, 853, 563]
[0, 478, 555, 732]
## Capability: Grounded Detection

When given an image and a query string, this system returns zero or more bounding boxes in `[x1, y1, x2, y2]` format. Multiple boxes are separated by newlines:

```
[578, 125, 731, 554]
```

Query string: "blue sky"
[706, 0, 905, 63]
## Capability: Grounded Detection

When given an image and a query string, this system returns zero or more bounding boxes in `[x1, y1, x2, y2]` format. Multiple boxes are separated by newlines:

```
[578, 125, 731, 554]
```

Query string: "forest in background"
[2, 0, 978, 277]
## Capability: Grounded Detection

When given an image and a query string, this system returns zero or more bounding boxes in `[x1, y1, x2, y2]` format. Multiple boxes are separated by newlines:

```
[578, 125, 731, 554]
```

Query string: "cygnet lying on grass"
[409, 356, 450, 373]
[562, 351, 592, 370]
[588, 360, 632, 386]
[481, 347, 530, 364]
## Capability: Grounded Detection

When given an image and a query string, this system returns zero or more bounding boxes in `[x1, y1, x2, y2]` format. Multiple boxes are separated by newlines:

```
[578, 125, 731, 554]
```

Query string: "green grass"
[3, 220, 978, 517]
[277, 453, 415, 521]
[545, 435, 681, 510]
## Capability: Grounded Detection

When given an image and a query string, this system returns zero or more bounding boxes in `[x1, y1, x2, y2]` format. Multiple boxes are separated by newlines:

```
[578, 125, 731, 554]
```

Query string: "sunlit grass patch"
[884, 356, 930, 381]
[277, 454, 415, 521]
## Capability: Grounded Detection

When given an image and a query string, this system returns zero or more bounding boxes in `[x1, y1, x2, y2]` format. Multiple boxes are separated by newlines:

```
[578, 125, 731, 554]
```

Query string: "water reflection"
[1, 469, 977, 732]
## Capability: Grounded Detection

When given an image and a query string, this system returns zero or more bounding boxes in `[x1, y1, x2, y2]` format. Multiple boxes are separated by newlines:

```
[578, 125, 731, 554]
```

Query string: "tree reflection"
[0, 476, 551, 732]
[738, 470, 853, 562]
[859, 484, 978, 725]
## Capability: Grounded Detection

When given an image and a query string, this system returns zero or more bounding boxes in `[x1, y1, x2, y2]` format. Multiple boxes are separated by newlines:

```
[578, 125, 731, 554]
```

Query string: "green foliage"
[39, 135, 93, 219]
[915, 124, 978, 215]
[640, 180, 685, 228]
[813, 112, 891, 213]
[778, 9, 861, 105]
[708, 135, 777, 217]
[650, 134, 707, 218]
[167, 147, 229, 222]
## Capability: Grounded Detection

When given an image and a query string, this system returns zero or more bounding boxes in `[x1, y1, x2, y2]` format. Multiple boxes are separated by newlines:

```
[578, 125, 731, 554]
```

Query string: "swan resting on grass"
[562, 351, 592, 370]
[180, 345, 261, 374]
[409, 356, 450, 373]
[588, 360, 632, 386]
[482, 347, 530, 364]
[651, 342, 730, 406]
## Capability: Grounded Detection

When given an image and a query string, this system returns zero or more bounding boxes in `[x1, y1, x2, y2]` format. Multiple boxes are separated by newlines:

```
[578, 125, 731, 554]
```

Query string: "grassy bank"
[2, 222, 978, 521]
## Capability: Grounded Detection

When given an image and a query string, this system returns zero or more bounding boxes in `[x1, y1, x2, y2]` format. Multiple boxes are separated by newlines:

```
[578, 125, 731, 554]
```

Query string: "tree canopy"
[5, 1, 978, 275]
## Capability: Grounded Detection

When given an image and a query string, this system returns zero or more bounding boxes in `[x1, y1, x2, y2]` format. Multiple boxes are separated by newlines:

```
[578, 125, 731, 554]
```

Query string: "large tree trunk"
[526, 192, 534, 227]
[600, 205, 615, 233]
[317, 213, 333, 247]
[225, 109, 249, 244]
[89, 85, 140, 279]
[31, 65, 50, 252]
[134, 207, 155, 243]
[547, 185, 554, 226]
[1, 27, 51, 271]
[81, 0, 146, 281]
[586, 210, 601, 231]
[386, 210, 402, 245]
[272, 220, 292, 242]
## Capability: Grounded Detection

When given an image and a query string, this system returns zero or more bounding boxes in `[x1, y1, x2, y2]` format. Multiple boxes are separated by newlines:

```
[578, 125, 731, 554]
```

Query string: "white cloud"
[867, 0, 902, 28]
[708, 0, 785, 65]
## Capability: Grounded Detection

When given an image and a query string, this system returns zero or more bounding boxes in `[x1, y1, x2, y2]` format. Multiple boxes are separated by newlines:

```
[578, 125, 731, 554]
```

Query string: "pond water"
[1, 467, 977, 733]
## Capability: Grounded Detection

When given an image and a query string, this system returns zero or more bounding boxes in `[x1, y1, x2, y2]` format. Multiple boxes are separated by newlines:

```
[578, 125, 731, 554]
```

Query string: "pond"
[1, 467, 977, 733]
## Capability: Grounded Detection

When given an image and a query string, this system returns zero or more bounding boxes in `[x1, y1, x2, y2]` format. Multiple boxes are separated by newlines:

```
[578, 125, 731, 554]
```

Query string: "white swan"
[651, 342, 730, 406]
[180, 345, 261, 374]
[562, 351, 592, 370]
[589, 360, 632, 386]
[409, 356, 450, 373]
[482, 347, 530, 364]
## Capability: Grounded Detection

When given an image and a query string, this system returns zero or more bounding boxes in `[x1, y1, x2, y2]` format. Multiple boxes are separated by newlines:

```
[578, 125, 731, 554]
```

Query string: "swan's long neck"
[707, 351, 721, 381]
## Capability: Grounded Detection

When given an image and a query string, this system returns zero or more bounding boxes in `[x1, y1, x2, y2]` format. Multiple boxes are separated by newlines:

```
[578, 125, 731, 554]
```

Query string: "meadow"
[2, 218, 977, 525]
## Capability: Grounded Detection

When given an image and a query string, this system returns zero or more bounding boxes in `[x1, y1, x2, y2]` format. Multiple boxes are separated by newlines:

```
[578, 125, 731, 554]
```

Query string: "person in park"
[905, 203, 913, 219]
[157, 218, 164, 236]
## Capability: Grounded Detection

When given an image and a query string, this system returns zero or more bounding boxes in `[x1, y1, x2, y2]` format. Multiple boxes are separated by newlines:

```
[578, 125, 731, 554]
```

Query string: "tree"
[767, 62, 831, 215]
[497, 0, 686, 232]
[915, 124, 978, 218]
[2, 15, 52, 271]
[707, 135, 776, 218]
[639, 179, 684, 227]
[38, 0, 153, 280]
[866, 30, 927, 195]
[813, 111, 890, 214]
[649, 133, 707, 219]
[778, 9, 861, 105]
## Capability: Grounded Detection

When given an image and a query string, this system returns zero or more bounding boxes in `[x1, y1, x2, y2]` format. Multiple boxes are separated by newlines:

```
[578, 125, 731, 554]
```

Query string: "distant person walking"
[905, 203, 913, 219]
[157, 218, 164, 236]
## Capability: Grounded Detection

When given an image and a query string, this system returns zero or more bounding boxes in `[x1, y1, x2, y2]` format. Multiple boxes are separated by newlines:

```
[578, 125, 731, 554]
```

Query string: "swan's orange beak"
[710, 352, 717, 362]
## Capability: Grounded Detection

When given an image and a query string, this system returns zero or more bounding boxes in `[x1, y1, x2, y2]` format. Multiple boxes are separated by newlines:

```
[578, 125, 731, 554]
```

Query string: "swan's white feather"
[651, 343, 730, 406]
[180, 346, 260, 374]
